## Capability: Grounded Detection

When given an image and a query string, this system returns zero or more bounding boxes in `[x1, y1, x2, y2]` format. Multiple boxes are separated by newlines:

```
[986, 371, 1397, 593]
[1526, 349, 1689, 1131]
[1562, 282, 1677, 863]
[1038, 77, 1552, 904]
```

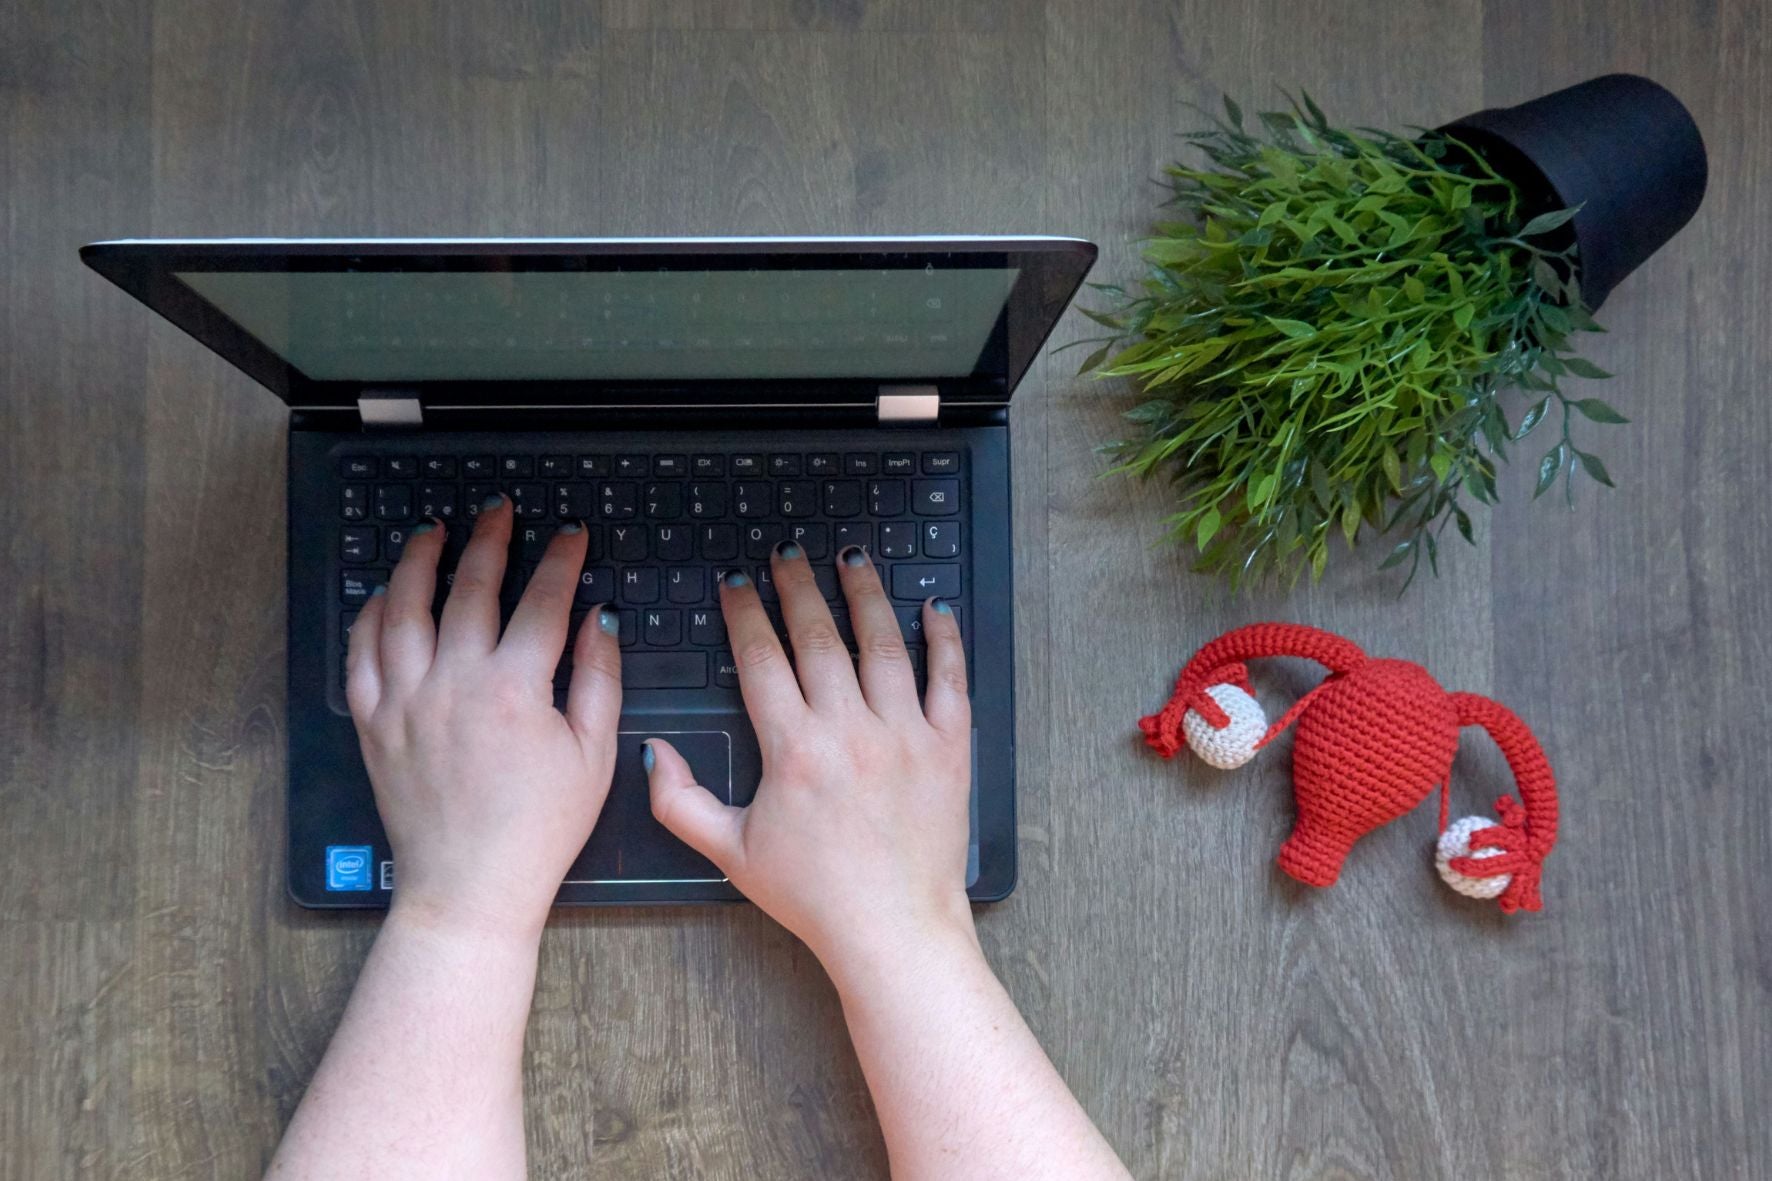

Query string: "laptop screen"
[175, 264, 1018, 383]
[82, 238, 1097, 406]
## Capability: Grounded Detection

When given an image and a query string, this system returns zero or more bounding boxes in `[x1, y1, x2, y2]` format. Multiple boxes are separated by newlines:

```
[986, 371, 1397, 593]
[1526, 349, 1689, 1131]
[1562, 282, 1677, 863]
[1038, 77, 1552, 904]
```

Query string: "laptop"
[81, 236, 1097, 907]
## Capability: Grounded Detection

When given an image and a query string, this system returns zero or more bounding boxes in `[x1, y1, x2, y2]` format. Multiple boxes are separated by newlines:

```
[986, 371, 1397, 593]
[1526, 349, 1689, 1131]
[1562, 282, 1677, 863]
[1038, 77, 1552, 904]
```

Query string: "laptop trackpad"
[567, 728, 735, 885]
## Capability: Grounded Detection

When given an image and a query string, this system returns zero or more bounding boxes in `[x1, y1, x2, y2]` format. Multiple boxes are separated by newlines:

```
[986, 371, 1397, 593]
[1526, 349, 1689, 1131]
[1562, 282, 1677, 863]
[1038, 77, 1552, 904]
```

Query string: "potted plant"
[1078, 75, 1706, 587]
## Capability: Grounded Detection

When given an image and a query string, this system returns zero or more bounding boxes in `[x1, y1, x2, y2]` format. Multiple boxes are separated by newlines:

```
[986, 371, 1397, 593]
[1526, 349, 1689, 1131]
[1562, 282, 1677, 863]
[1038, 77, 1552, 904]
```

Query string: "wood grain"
[1, 1, 1766, 1178]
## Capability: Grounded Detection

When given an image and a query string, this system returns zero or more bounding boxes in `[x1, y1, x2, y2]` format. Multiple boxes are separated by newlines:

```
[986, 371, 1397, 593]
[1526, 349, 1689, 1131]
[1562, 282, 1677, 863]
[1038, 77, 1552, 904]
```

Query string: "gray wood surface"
[3, 2, 1766, 1177]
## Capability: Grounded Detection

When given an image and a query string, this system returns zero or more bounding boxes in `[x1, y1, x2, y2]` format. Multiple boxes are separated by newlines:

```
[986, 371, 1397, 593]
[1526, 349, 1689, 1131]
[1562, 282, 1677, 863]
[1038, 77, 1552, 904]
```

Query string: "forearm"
[826, 921, 1131, 1181]
[266, 902, 542, 1181]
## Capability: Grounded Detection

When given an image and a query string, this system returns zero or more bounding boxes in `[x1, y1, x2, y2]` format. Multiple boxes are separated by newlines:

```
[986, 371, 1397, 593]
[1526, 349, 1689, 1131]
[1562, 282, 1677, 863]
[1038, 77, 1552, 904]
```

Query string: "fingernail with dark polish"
[560, 520, 583, 535]
[411, 521, 437, 536]
[839, 546, 868, 568]
[642, 741, 656, 773]
[480, 492, 505, 511]
[370, 583, 388, 597]
[721, 570, 751, 589]
[933, 599, 953, 615]
[597, 605, 619, 636]
[775, 540, 802, 560]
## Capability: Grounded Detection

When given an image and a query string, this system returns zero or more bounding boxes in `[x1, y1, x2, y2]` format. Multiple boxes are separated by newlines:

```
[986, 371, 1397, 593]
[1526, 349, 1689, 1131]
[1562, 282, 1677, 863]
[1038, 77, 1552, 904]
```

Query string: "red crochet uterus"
[1277, 660, 1459, 887]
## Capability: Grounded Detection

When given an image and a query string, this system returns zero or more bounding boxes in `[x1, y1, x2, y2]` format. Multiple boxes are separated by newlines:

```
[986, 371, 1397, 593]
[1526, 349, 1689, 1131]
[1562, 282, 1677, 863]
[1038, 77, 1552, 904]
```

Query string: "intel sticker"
[325, 845, 374, 891]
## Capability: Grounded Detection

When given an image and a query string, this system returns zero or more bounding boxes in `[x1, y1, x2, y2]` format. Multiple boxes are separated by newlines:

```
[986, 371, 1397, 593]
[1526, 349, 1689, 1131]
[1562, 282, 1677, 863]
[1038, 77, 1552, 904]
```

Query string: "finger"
[344, 585, 387, 721]
[771, 541, 861, 710]
[719, 569, 806, 731]
[378, 519, 445, 694]
[645, 739, 744, 872]
[836, 546, 919, 720]
[437, 492, 512, 660]
[567, 603, 623, 743]
[921, 597, 971, 737]
[498, 522, 589, 675]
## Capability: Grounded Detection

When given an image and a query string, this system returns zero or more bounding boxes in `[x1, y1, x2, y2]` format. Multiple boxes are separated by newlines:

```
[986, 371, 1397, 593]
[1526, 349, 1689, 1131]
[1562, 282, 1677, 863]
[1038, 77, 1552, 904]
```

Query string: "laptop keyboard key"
[823, 480, 863, 517]
[654, 524, 692, 561]
[807, 453, 840, 476]
[879, 521, 916, 558]
[913, 479, 960, 516]
[341, 569, 384, 605]
[622, 651, 707, 689]
[733, 483, 770, 519]
[555, 482, 595, 519]
[609, 525, 647, 562]
[691, 454, 725, 477]
[386, 524, 415, 563]
[386, 457, 418, 478]
[714, 650, 739, 687]
[883, 452, 915, 474]
[576, 455, 610, 479]
[620, 568, 660, 604]
[614, 455, 647, 478]
[341, 484, 369, 521]
[778, 482, 815, 518]
[375, 484, 413, 521]
[463, 456, 497, 479]
[667, 567, 704, 604]
[768, 454, 802, 476]
[643, 609, 682, 647]
[576, 566, 616, 606]
[653, 455, 688, 477]
[421, 456, 456, 479]
[341, 527, 376, 563]
[692, 610, 727, 647]
[786, 522, 828, 559]
[418, 484, 458, 520]
[688, 483, 727, 517]
[833, 522, 872, 553]
[508, 483, 547, 518]
[644, 483, 682, 518]
[699, 524, 739, 561]
[540, 455, 574, 478]
[341, 456, 377, 478]
[744, 523, 786, 559]
[845, 453, 878, 475]
[500, 456, 534, 478]
[731, 454, 764, 476]
[599, 482, 637, 519]
[922, 521, 960, 558]
[922, 452, 961, 474]
[868, 480, 905, 516]
[892, 564, 960, 601]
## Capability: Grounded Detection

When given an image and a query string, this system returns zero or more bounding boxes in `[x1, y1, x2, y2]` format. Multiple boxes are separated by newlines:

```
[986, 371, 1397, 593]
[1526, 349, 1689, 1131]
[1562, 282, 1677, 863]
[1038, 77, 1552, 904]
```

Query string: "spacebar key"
[621, 652, 708, 689]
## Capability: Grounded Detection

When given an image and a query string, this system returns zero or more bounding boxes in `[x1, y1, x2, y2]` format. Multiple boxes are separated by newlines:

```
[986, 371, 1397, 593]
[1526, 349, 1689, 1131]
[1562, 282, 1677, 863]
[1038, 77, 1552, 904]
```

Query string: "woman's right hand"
[643, 543, 975, 971]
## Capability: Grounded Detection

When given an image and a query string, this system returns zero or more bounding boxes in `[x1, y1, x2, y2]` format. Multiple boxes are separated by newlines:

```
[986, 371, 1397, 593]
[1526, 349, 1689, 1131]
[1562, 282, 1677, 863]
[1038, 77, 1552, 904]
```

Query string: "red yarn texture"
[1139, 623, 1558, 914]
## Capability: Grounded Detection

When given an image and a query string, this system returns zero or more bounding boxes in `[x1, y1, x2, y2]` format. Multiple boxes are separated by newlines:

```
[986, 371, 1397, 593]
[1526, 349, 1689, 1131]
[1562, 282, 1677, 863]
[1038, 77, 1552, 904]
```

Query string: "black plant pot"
[1442, 73, 1707, 310]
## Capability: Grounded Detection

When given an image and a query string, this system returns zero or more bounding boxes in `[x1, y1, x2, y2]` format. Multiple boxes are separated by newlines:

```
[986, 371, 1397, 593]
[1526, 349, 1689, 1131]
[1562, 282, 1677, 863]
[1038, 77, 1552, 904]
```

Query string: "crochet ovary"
[1140, 623, 1559, 914]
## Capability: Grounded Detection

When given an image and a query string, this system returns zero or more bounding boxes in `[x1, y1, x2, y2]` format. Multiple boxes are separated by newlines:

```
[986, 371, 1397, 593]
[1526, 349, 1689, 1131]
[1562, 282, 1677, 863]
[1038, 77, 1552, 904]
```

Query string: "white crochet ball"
[1182, 684, 1267, 770]
[1436, 815, 1511, 900]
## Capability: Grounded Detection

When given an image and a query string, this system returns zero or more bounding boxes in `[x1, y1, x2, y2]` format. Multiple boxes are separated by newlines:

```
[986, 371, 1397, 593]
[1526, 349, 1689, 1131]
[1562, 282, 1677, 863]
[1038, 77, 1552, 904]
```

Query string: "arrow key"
[890, 564, 960, 601]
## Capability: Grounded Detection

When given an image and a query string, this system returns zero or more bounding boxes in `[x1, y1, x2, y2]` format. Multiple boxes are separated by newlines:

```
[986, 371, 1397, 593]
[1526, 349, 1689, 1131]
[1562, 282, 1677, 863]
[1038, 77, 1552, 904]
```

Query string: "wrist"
[388, 888, 551, 950]
[816, 893, 982, 997]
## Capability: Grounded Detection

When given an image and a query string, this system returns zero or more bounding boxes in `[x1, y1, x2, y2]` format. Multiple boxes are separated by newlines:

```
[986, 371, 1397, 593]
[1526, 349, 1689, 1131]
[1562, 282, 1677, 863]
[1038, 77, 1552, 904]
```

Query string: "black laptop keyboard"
[331, 447, 966, 706]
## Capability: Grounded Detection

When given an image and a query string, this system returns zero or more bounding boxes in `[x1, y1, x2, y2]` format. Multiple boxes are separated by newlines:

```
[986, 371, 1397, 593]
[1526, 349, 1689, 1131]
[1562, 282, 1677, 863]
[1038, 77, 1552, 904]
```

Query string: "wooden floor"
[4, 2, 1767, 1177]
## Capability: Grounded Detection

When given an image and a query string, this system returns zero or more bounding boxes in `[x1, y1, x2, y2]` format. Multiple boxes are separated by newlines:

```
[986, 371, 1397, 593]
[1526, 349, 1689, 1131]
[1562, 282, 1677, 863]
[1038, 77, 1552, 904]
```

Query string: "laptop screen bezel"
[80, 237, 1097, 410]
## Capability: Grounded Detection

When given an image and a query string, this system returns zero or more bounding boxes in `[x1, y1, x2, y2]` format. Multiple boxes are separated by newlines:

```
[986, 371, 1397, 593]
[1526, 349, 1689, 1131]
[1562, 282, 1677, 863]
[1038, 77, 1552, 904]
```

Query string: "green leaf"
[1514, 397, 1551, 440]
[1223, 94, 1244, 130]
[1195, 505, 1222, 549]
[1562, 357, 1613, 380]
[1518, 206, 1580, 237]
[1341, 501, 1362, 545]
[1247, 472, 1277, 512]
[1381, 446, 1404, 492]
[1079, 307, 1123, 330]
[1453, 504, 1475, 545]
[1378, 540, 1415, 570]
[1402, 275, 1426, 302]
[1076, 343, 1114, 375]
[1534, 445, 1566, 498]
[1571, 396, 1629, 424]
[1267, 317, 1317, 339]
[1430, 451, 1452, 484]
[1575, 448, 1616, 487]
[1452, 303, 1474, 330]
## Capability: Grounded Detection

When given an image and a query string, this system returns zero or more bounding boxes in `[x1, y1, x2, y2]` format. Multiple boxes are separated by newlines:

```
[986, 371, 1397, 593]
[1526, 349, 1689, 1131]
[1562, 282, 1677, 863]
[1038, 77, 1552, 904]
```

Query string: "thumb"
[644, 738, 745, 872]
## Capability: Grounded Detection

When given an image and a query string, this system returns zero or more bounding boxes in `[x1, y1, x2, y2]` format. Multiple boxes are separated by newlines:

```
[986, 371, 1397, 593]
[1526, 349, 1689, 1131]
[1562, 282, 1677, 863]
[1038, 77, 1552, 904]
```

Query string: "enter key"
[890, 564, 961, 601]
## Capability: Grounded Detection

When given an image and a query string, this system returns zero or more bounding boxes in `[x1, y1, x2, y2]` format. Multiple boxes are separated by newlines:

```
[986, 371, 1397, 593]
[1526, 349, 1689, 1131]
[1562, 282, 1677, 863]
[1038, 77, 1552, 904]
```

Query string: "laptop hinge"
[877, 384, 940, 423]
[357, 390, 424, 428]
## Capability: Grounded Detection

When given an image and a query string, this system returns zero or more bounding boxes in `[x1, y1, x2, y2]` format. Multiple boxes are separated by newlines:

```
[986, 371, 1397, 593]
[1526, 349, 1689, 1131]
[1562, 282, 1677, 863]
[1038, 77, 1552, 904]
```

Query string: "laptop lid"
[80, 237, 1096, 412]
